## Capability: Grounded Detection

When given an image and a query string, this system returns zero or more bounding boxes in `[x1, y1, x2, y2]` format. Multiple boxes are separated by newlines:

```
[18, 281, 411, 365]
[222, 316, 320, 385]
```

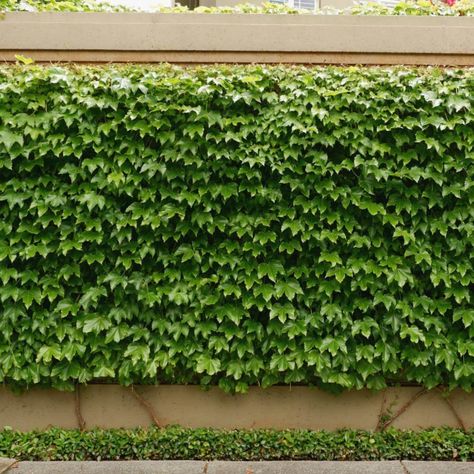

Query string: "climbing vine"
[0, 65, 473, 392]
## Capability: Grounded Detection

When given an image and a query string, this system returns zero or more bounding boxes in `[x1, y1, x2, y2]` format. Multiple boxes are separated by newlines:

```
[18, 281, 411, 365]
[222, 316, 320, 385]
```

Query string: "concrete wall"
[1, 12, 473, 433]
[0, 12, 474, 65]
[0, 385, 472, 431]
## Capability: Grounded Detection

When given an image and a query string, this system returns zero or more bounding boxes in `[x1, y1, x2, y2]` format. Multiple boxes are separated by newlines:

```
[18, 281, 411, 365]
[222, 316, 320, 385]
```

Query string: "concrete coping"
[0, 12, 474, 60]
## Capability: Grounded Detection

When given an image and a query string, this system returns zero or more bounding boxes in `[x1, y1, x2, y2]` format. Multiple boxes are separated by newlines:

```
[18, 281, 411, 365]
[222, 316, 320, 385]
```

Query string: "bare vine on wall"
[130, 385, 161, 427]
[75, 385, 86, 432]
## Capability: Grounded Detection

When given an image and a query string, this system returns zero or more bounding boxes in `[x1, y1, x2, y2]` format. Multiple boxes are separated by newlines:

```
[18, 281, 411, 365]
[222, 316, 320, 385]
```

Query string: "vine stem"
[375, 389, 387, 432]
[74, 385, 86, 432]
[0, 459, 18, 474]
[436, 387, 466, 431]
[130, 385, 161, 427]
[379, 388, 427, 431]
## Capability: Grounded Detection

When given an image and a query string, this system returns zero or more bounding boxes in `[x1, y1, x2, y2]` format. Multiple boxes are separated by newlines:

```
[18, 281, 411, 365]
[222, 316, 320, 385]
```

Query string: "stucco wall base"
[0, 385, 472, 431]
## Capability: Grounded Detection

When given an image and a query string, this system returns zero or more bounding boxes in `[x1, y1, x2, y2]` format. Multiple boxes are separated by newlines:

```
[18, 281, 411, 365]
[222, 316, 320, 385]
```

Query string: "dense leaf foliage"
[0, 427, 472, 461]
[0, 65, 473, 392]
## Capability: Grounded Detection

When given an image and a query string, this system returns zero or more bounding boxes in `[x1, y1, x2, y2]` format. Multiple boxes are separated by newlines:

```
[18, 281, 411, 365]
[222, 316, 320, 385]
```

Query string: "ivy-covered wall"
[0, 65, 473, 392]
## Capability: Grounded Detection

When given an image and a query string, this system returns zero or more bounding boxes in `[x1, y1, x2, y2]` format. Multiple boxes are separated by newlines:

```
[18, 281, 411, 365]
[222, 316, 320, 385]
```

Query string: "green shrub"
[0, 65, 473, 392]
[0, 427, 472, 461]
[2, 0, 474, 15]
[166, 0, 474, 16]
[0, 0, 131, 12]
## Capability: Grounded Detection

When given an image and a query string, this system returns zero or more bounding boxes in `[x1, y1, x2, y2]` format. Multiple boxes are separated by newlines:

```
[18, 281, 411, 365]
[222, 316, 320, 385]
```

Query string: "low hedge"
[0, 427, 472, 461]
[0, 65, 473, 393]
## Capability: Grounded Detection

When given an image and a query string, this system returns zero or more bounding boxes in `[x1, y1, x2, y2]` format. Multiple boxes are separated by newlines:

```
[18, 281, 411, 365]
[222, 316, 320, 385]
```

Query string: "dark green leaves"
[0, 427, 473, 462]
[0, 64, 473, 393]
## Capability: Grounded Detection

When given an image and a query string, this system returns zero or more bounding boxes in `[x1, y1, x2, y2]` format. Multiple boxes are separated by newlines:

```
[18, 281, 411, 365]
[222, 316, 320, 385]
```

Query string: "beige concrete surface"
[386, 388, 474, 430]
[0, 385, 472, 431]
[14, 461, 208, 473]
[402, 462, 474, 474]
[0, 13, 473, 63]
[0, 389, 76, 430]
[209, 461, 406, 474]
[14, 461, 474, 474]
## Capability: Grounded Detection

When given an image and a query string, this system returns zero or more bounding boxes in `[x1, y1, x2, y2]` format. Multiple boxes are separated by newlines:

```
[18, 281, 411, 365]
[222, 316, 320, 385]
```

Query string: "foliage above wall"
[0, 65, 473, 393]
[0, 0, 130, 12]
[1, 0, 474, 15]
[164, 0, 474, 16]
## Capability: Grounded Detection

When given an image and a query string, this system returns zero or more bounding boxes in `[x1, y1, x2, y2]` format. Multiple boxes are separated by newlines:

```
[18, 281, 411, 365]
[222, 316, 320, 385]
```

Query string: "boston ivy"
[0, 65, 473, 392]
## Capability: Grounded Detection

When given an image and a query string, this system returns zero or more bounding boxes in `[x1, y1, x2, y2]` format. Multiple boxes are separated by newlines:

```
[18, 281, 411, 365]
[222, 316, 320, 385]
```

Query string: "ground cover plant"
[0, 427, 472, 461]
[0, 65, 473, 393]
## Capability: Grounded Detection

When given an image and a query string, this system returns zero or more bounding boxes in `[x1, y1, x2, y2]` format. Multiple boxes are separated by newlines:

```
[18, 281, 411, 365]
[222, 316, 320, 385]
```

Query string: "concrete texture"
[209, 461, 405, 473]
[0, 385, 472, 431]
[13, 461, 207, 473]
[403, 462, 474, 474]
[383, 388, 473, 430]
[0, 389, 76, 430]
[8, 461, 474, 473]
[1, 12, 474, 65]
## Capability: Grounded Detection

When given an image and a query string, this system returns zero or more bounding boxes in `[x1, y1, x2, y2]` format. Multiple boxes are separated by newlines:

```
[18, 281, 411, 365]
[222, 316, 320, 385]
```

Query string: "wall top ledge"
[1, 12, 474, 61]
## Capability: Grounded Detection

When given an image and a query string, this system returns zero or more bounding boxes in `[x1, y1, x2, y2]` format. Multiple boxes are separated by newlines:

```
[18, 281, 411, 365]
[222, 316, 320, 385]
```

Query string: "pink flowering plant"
[348, 0, 474, 15]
